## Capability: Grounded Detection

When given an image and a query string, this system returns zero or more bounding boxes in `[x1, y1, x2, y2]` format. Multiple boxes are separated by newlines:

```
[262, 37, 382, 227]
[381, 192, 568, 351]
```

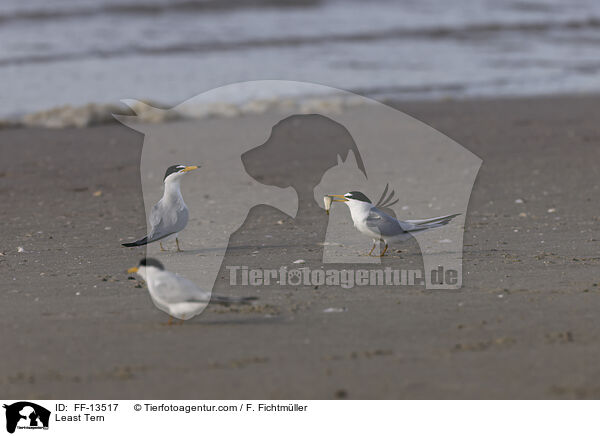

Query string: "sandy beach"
[1, 94, 600, 399]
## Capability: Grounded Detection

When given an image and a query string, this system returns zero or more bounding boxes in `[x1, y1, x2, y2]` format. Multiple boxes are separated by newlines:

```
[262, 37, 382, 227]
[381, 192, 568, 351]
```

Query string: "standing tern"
[128, 258, 257, 324]
[329, 191, 460, 256]
[122, 164, 198, 251]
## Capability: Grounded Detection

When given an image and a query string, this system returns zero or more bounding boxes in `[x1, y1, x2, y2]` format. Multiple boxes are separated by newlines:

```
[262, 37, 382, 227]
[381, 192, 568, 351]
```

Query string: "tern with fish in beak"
[328, 190, 460, 256]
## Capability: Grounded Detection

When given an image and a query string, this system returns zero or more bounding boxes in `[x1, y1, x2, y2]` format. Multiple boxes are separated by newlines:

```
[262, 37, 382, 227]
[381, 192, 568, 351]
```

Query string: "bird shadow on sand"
[175, 315, 286, 326]
[174, 244, 306, 256]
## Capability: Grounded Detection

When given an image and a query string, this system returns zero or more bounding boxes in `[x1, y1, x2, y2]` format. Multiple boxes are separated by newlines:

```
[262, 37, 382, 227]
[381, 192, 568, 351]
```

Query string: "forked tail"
[211, 295, 258, 305]
[406, 213, 461, 231]
[122, 236, 148, 247]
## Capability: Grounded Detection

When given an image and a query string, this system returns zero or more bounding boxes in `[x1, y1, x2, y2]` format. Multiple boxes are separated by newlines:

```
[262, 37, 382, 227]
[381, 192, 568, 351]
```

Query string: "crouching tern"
[122, 164, 199, 251]
[128, 258, 257, 324]
[329, 191, 460, 257]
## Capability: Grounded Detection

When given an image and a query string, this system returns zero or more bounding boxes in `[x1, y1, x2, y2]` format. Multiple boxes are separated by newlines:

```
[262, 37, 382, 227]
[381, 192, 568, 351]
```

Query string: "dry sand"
[1, 95, 600, 399]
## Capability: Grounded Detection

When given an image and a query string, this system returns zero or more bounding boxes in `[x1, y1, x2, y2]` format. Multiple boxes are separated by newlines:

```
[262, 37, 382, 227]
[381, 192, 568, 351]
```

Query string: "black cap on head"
[139, 257, 164, 270]
[163, 165, 186, 181]
[346, 191, 372, 203]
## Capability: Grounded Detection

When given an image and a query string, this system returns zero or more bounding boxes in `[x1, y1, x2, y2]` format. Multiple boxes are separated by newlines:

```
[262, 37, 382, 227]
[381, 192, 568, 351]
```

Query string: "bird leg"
[160, 242, 166, 251]
[379, 243, 388, 257]
[167, 316, 173, 325]
[178, 318, 185, 325]
[176, 238, 182, 252]
[368, 241, 377, 256]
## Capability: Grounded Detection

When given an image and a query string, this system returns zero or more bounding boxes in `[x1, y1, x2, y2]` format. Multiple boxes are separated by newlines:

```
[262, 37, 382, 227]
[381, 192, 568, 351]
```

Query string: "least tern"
[329, 191, 460, 256]
[128, 258, 257, 324]
[122, 164, 199, 251]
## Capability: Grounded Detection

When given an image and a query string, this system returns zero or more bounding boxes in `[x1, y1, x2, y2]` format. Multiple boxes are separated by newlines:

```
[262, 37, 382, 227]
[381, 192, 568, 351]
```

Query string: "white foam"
[14, 94, 373, 128]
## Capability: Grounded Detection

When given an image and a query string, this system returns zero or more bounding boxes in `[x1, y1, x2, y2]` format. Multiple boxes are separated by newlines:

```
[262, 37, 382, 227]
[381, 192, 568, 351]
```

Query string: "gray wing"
[147, 200, 189, 242]
[365, 207, 408, 237]
[153, 272, 211, 304]
[147, 202, 165, 241]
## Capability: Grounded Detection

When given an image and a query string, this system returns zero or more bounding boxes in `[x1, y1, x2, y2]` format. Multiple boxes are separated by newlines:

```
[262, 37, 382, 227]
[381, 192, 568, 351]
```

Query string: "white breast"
[346, 201, 381, 240]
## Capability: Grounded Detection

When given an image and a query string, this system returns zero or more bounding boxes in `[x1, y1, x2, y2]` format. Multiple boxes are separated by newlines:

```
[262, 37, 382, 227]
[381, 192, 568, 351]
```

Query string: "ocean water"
[2, 0, 600, 119]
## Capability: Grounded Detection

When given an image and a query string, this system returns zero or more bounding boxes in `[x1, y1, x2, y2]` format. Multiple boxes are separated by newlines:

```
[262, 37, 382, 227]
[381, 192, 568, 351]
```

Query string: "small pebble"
[323, 307, 347, 313]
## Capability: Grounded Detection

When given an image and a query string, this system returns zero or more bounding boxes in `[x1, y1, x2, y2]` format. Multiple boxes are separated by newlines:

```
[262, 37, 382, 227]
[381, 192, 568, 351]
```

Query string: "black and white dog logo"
[3, 402, 50, 434]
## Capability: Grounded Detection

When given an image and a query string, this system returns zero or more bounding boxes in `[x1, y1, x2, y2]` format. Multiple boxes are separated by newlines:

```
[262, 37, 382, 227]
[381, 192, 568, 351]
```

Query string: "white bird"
[329, 190, 460, 256]
[128, 258, 257, 324]
[122, 164, 198, 251]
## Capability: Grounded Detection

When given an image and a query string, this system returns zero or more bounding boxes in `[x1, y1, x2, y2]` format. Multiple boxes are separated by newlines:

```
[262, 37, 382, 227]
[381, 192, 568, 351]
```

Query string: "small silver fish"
[323, 195, 333, 215]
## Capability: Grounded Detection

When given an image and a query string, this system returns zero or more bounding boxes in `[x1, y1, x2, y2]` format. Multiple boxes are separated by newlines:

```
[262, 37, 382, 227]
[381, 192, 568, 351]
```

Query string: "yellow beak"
[127, 267, 138, 274]
[183, 165, 199, 172]
[329, 194, 348, 202]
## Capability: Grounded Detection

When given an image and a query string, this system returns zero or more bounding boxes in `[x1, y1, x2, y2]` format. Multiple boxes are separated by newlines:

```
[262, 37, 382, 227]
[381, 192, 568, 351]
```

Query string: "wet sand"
[1, 95, 600, 399]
